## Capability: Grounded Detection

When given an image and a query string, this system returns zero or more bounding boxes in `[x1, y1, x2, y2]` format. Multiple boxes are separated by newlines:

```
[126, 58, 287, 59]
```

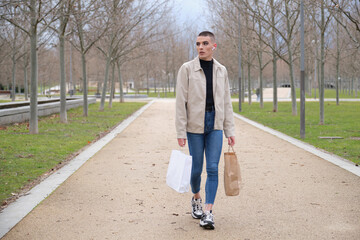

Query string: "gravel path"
[3, 100, 360, 240]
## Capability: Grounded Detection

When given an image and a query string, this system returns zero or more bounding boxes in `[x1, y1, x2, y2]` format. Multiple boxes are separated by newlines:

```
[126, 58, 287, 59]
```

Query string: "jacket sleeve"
[223, 68, 235, 138]
[175, 64, 188, 139]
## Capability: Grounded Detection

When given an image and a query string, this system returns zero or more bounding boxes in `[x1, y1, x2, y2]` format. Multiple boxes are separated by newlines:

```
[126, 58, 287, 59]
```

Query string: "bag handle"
[227, 145, 235, 153]
[179, 145, 187, 152]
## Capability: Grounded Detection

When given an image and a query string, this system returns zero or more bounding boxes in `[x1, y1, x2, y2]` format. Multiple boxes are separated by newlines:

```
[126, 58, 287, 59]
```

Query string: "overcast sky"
[172, 0, 212, 32]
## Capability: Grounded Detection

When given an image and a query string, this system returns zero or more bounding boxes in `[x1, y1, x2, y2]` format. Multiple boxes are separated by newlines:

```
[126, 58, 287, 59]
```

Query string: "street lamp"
[300, 0, 305, 139]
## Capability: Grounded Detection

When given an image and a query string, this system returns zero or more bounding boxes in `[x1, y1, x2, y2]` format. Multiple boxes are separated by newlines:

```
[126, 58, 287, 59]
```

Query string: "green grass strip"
[295, 88, 359, 99]
[124, 91, 176, 98]
[0, 102, 145, 204]
[233, 101, 360, 165]
[232, 88, 359, 99]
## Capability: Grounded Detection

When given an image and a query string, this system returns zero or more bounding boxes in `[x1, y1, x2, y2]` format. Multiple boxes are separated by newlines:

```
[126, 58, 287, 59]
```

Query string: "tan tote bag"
[224, 146, 241, 196]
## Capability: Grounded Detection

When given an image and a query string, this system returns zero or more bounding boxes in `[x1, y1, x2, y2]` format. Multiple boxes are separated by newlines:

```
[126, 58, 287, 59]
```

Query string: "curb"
[0, 100, 155, 239]
[234, 113, 360, 177]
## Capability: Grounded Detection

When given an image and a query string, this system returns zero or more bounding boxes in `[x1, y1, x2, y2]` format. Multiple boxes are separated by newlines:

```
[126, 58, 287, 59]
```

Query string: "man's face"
[196, 36, 216, 61]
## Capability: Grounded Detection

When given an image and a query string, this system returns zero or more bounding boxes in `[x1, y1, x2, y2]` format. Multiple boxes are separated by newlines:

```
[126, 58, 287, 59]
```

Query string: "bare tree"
[207, 0, 248, 105]
[242, 0, 300, 115]
[96, 0, 169, 110]
[330, 0, 360, 48]
[71, 0, 108, 116]
[270, 0, 279, 112]
[284, 0, 300, 115]
[1, 4, 29, 101]
[1, 0, 61, 134]
[20, 34, 31, 101]
[329, 0, 359, 103]
[49, 0, 75, 123]
[108, 61, 115, 108]
[310, 0, 333, 124]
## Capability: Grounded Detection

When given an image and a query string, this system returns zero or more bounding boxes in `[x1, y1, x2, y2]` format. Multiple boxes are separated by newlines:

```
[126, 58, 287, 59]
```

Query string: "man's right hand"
[178, 138, 186, 147]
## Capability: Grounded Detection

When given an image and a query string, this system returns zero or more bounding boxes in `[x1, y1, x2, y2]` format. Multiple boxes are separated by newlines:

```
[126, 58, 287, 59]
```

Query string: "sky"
[172, 0, 212, 32]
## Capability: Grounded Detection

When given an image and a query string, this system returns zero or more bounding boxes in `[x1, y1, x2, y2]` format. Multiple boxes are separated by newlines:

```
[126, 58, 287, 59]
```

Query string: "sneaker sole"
[191, 212, 202, 219]
[200, 222, 215, 230]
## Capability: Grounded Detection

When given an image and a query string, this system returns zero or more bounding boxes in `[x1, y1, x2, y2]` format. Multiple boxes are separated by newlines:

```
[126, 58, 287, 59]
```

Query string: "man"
[175, 31, 236, 230]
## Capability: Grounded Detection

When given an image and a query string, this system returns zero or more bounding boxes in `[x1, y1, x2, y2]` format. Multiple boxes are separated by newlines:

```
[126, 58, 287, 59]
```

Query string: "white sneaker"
[191, 197, 203, 219]
[199, 210, 215, 230]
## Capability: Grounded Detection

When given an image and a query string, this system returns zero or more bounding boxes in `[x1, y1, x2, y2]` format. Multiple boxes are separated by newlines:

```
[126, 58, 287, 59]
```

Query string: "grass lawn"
[147, 92, 176, 98]
[124, 91, 176, 98]
[232, 88, 359, 99]
[233, 101, 360, 165]
[0, 101, 145, 205]
[296, 88, 359, 99]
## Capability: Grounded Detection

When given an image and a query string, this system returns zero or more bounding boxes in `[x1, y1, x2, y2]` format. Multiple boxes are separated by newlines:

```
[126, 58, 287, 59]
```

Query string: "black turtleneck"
[200, 59, 214, 111]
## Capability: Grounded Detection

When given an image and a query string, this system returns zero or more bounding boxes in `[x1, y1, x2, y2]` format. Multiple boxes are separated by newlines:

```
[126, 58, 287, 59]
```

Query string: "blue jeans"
[187, 111, 223, 205]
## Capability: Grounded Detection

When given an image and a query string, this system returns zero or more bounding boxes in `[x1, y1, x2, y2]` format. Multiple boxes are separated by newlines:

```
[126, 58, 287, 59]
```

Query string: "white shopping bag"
[166, 150, 192, 193]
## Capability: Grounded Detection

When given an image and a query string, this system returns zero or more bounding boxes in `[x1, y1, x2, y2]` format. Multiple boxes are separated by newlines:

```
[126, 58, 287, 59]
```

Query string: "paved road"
[2, 100, 360, 239]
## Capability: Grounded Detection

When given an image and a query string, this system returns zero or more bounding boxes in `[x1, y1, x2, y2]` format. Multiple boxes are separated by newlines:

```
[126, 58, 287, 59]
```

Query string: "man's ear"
[214, 43, 217, 48]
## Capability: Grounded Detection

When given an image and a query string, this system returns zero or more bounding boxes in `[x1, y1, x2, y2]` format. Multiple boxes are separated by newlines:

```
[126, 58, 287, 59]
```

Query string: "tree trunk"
[59, 31, 67, 123]
[259, 70, 263, 109]
[81, 52, 88, 117]
[257, 17, 264, 109]
[271, 0, 278, 112]
[319, 1, 325, 125]
[336, 11, 340, 105]
[11, 52, 16, 101]
[24, 63, 28, 101]
[314, 55, 317, 99]
[247, 53, 251, 105]
[29, 0, 38, 134]
[307, 57, 312, 97]
[272, 50, 278, 112]
[77, 0, 89, 117]
[117, 62, 124, 103]
[285, 0, 297, 116]
[69, 43, 74, 96]
[154, 72, 157, 94]
[241, 65, 245, 103]
[99, 54, 111, 111]
[146, 67, 149, 96]
[316, 43, 321, 99]
[173, 70, 176, 95]
[288, 51, 297, 115]
[238, 11, 242, 112]
[109, 62, 115, 108]
[165, 52, 169, 98]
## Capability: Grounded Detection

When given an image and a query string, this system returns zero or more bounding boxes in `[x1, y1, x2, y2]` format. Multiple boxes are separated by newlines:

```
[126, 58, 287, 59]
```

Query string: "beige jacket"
[175, 56, 235, 139]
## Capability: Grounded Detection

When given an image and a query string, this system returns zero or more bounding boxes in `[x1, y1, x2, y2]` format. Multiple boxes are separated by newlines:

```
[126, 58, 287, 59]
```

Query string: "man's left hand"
[228, 136, 235, 146]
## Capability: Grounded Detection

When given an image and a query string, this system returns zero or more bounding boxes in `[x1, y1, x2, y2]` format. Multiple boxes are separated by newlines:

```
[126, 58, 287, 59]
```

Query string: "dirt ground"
[262, 88, 290, 98]
[3, 99, 360, 240]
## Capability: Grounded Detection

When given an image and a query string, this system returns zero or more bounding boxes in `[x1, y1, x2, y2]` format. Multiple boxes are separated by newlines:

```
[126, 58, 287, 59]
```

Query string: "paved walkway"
[2, 100, 360, 239]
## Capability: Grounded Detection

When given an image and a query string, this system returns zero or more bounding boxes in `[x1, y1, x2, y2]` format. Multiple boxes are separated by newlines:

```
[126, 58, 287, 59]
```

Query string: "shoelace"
[203, 212, 213, 221]
[193, 199, 202, 212]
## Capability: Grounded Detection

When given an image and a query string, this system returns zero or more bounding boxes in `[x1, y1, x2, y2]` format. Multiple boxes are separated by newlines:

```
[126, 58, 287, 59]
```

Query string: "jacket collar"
[193, 56, 221, 72]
